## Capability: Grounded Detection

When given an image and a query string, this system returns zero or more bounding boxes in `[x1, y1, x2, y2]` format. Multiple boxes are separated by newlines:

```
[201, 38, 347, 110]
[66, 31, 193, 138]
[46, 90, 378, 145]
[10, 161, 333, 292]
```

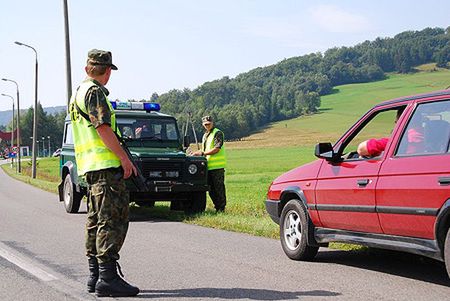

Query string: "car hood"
[129, 147, 186, 158]
[272, 159, 322, 184]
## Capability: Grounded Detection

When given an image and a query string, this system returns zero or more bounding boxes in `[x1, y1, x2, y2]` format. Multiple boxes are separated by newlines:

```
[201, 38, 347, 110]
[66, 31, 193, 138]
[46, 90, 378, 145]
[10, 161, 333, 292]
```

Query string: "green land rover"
[57, 101, 208, 214]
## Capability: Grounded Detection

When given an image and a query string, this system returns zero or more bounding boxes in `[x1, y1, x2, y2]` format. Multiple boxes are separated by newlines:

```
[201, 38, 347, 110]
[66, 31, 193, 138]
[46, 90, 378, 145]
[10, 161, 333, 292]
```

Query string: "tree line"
[155, 27, 449, 139]
[0, 103, 66, 154]
[1, 27, 449, 150]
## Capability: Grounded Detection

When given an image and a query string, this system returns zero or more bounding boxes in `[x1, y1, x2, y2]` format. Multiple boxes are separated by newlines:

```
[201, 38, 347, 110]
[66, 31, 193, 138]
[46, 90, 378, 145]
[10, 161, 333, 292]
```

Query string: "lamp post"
[15, 41, 38, 178]
[36, 140, 39, 157]
[1, 78, 21, 173]
[1, 93, 14, 169]
[47, 136, 51, 157]
[41, 136, 45, 157]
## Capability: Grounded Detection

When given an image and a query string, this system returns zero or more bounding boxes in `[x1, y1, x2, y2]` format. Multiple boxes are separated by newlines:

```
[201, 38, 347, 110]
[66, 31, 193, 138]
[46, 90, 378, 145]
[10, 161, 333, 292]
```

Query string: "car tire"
[63, 174, 83, 213]
[444, 227, 450, 278]
[280, 199, 319, 261]
[135, 200, 155, 207]
[185, 191, 207, 214]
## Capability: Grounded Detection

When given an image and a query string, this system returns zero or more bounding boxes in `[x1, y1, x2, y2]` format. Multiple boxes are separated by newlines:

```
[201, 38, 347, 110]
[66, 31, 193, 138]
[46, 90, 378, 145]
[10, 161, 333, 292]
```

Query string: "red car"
[265, 90, 450, 278]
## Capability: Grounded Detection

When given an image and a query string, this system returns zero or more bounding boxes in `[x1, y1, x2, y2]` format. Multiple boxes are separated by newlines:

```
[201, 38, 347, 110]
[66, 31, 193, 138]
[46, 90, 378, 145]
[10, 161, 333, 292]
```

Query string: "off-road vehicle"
[58, 101, 208, 214]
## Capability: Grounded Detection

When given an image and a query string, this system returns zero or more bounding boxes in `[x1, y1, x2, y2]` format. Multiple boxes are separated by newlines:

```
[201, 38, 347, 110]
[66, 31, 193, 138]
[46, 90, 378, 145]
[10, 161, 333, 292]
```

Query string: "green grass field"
[2, 65, 450, 242]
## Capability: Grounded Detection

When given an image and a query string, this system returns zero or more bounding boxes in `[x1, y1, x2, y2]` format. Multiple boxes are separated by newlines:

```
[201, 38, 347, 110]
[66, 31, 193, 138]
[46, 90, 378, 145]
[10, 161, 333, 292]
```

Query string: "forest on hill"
[153, 27, 450, 139]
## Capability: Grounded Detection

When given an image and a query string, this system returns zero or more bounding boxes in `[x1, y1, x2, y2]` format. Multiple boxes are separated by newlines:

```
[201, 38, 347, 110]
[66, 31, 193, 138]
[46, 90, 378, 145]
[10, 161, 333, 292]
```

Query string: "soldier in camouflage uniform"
[192, 116, 227, 212]
[69, 49, 139, 297]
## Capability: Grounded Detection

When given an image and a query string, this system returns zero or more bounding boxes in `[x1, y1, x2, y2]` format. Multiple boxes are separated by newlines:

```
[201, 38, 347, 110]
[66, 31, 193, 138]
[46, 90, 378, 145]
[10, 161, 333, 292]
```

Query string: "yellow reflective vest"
[69, 79, 121, 176]
[202, 127, 226, 170]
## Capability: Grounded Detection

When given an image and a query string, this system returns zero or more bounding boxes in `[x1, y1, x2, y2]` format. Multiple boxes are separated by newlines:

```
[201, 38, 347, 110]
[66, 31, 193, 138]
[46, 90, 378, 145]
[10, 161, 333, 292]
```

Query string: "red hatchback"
[265, 90, 450, 278]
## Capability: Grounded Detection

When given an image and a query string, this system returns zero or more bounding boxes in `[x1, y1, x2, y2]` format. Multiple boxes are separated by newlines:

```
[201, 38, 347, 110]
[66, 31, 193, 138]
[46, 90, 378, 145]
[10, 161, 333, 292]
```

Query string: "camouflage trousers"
[85, 167, 129, 264]
[208, 168, 226, 211]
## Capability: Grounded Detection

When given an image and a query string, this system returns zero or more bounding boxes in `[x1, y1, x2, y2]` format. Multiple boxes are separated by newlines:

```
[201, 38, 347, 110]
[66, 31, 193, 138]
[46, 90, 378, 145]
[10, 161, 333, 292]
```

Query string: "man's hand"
[120, 156, 137, 179]
[191, 150, 203, 156]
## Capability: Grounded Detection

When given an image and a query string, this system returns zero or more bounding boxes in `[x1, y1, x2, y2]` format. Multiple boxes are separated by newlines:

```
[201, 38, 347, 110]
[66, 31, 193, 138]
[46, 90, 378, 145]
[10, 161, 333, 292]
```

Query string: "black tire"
[185, 191, 207, 214]
[280, 199, 319, 260]
[63, 174, 83, 213]
[169, 200, 183, 211]
[444, 228, 450, 279]
[135, 200, 155, 207]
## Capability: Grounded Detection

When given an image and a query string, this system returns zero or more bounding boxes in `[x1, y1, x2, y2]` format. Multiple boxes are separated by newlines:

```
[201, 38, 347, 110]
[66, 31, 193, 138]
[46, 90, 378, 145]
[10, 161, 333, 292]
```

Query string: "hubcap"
[283, 210, 301, 250]
[64, 179, 71, 207]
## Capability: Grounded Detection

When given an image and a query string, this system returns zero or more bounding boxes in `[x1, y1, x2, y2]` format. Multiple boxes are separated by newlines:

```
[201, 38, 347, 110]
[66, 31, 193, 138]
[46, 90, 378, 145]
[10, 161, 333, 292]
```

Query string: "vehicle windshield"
[117, 117, 179, 141]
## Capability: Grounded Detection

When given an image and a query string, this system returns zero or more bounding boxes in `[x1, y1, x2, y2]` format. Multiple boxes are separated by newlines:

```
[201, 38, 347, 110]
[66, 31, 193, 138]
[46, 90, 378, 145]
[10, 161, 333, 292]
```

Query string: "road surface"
[0, 159, 449, 300]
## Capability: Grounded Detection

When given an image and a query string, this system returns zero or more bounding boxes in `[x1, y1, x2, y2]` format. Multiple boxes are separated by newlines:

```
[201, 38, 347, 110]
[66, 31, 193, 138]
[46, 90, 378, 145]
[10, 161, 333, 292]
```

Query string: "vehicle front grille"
[141, 160, 183, 180]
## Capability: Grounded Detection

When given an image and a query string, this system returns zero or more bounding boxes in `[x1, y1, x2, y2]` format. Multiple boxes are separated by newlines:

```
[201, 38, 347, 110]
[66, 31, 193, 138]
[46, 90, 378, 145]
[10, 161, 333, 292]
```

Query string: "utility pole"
[63, 0, 72, 110]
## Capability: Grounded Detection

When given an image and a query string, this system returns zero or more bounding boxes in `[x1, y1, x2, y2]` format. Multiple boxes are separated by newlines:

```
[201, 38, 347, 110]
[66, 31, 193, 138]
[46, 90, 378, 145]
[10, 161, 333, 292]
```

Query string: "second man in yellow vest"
[192, 116, 227, 212]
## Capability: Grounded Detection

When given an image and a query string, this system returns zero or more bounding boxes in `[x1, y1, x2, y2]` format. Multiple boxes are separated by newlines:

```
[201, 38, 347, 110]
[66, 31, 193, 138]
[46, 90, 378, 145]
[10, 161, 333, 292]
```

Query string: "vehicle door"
[377, 98, 450, 239]
[315, 106, 405, 233]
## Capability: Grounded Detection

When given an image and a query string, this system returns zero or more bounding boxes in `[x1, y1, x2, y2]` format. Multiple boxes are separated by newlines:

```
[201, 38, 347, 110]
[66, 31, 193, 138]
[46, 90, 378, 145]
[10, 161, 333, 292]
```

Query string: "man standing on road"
[192, 116, 227, 212]
[69, 49, 139, 297]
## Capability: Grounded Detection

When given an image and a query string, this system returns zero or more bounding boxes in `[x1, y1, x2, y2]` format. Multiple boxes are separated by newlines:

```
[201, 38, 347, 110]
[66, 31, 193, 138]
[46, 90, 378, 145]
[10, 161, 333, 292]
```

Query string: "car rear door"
[377, 98, 450, 239]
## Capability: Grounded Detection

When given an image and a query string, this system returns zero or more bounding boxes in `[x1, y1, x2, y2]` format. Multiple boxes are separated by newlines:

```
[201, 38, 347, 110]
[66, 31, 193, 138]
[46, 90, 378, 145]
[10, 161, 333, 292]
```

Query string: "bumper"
[265, 199, 281, 224]
[131, 182, 208, 201]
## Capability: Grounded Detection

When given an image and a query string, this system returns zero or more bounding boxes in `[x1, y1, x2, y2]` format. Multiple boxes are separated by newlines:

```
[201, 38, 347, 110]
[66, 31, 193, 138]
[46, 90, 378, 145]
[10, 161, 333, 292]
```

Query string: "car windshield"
[117, 117, 179, 141]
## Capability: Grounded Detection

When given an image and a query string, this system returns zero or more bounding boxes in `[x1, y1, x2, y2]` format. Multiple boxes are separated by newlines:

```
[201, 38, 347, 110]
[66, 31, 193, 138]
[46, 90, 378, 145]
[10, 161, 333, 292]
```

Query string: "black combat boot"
[95, 261, 139, 297]
[87, 256, 99, 293]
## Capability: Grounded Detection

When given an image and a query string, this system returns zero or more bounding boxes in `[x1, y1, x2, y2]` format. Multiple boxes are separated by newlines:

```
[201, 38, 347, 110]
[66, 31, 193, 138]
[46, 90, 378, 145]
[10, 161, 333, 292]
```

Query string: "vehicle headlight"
[188, 164, 198, 175]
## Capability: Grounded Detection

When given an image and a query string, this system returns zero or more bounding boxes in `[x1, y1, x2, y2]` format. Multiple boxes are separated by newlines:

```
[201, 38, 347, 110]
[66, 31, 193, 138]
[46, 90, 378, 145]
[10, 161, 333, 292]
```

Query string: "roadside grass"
[2, 66, 447, 251]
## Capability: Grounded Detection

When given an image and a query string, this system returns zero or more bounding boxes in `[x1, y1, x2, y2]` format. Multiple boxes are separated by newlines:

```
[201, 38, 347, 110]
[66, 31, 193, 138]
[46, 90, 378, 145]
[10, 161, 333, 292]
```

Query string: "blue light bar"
[109, 101, 160, 112]
[143, 102, 161, 112]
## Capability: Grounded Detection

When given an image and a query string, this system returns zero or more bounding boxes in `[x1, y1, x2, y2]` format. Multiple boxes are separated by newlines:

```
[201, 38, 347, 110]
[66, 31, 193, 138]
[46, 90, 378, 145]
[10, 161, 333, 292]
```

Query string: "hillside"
[0, 105, 65, 127]
[227, 65, 450, 149]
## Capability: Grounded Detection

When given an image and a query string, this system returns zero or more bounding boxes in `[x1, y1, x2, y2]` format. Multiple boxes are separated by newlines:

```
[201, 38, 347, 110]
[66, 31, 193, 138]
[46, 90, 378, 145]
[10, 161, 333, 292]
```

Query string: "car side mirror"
[315, 142, 339, 162]
[183, 135, 191, 148]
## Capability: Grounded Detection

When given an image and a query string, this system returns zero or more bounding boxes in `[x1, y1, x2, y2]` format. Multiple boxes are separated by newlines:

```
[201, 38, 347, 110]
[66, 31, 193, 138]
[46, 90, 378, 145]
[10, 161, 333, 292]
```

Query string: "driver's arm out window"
[341, 108, 403, 160]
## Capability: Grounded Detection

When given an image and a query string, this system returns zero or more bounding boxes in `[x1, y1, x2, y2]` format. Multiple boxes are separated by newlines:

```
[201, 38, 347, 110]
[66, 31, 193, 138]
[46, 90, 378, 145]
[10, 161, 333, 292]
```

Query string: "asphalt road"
[1, 159, 450, 300]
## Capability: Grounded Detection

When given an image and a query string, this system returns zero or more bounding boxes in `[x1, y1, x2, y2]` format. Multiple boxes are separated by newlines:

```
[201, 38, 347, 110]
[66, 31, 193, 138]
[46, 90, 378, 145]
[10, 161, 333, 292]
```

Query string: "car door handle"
[357, 179, 370, 187]
[438, 177, 450, 185]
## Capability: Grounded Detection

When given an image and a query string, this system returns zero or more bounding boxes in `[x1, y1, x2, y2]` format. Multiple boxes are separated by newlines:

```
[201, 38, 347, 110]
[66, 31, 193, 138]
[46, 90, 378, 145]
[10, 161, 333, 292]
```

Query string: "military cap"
[202, 115, 213, 124]
[87, 49, 118, 70]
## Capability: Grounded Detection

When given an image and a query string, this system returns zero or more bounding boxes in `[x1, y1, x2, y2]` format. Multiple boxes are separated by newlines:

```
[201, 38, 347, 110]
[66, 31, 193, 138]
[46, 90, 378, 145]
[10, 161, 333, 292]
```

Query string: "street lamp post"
[1, 93, 14, 169]
[36, 140, 39, 157]
[1, 78, 21, 173]
[47, 136, 51, 157]
[41, 136, 45, 157]
[15, 41, 38, 178]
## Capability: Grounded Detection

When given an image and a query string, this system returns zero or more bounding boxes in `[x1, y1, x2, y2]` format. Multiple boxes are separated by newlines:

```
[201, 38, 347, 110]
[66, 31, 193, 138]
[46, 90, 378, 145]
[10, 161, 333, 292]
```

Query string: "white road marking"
[0, 243, 58, 282]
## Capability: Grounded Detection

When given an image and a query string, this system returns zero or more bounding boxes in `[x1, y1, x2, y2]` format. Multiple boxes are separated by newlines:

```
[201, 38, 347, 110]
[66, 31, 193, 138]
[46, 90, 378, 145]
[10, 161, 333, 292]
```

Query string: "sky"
[0, 0, 449, 112]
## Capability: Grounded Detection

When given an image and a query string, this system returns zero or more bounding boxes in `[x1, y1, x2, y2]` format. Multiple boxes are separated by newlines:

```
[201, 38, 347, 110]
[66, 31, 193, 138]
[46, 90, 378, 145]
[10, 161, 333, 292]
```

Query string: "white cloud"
[309, 4, 372, 33]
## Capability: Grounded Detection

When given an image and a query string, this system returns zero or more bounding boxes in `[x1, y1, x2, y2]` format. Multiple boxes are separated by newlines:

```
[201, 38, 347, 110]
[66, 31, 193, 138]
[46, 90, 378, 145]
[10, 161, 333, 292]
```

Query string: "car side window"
[64, 123, 74, 145]
[340, 107, 404, 160]
[396, 99, 450, 156]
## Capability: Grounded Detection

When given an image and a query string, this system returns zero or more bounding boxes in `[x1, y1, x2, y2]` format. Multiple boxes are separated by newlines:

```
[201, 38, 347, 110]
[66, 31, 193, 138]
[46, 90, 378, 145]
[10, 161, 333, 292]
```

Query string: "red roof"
[0, 129, 18, 141]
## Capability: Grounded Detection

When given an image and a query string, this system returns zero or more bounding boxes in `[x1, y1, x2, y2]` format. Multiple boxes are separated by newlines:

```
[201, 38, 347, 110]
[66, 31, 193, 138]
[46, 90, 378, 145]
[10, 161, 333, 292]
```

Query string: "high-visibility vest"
[69, 79, 121, 176]
[203, 127, 226, 170]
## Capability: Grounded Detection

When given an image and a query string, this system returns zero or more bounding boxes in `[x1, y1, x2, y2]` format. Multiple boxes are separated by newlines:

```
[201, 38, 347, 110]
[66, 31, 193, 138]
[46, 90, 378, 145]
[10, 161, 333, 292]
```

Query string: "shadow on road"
[315, 248, 449, 286]
[136, 288, 340, 300]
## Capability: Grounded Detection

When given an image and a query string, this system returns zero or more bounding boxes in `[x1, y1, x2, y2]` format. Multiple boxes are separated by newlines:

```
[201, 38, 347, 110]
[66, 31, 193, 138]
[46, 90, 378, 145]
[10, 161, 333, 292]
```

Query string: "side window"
[341, 107, 405, 160]
[396, 100, 450, 156]
[64, 123, 74, 145]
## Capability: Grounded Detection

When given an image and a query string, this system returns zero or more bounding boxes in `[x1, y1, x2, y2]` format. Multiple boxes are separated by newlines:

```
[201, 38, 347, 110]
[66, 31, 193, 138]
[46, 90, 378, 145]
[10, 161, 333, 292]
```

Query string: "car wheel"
[185, 191, 207, 214]
[135, 200, 155, 207]
[63, 174, 83, 213]
[444, 227, 450, 278]
[280, 199, 319, 260]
